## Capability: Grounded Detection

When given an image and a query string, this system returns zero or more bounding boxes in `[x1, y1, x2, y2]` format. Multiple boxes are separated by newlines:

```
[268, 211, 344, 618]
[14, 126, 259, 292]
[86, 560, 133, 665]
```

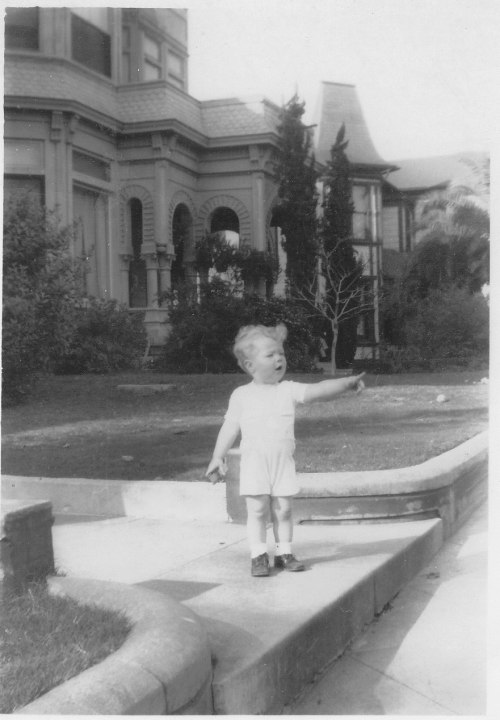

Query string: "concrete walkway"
[288, 502, 489, 715]
[49, 499, 484, 714]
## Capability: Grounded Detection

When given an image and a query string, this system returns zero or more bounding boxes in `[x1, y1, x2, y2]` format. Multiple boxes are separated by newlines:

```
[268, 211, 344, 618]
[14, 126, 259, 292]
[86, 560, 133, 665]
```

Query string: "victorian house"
[4, 7, 397, 361]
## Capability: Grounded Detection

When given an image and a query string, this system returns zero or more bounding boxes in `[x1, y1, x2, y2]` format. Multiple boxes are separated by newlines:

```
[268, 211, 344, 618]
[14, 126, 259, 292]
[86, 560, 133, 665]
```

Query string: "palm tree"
[414, 157, 489, 293]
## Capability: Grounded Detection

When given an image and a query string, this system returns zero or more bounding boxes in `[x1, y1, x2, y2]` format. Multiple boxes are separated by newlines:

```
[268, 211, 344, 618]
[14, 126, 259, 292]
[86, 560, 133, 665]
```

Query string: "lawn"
[0, 581, 130, 713]
[1, 370, 489, 481]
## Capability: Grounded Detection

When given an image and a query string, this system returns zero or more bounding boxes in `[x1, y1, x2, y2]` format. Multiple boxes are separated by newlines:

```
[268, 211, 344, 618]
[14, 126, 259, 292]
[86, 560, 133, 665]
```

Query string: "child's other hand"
[205, 457, 227, 483]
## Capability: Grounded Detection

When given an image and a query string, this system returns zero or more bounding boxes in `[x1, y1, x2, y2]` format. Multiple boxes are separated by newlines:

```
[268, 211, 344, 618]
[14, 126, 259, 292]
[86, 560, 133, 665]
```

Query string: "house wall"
[5, 7, 393, 357]
[4, 7, 280, 347]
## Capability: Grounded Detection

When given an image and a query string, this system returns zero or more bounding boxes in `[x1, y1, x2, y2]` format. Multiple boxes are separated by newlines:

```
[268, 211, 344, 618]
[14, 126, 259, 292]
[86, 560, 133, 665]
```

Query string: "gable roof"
[386, 151, 488, 192]
[314, 81, 394, 169]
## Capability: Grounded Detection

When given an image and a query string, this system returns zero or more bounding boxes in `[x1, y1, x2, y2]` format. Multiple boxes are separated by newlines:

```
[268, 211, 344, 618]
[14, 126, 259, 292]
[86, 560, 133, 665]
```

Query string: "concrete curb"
[1, 431, 488, 531]
[225, 431, 489, 535]
[1, 476, 228, 522]
[17, 577, 213, 715]
[211, 518, 445, 714]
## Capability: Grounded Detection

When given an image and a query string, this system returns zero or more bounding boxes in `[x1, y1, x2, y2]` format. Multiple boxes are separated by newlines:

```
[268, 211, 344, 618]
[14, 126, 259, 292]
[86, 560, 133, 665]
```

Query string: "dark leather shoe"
[251, 552, 270, 577]
[274, 553, 305, 572]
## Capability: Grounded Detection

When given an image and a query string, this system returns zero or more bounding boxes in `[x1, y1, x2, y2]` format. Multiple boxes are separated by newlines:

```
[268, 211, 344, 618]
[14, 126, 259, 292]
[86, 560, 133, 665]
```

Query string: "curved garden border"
[225, 431, 489, 537]
[18, 577, 213, 715]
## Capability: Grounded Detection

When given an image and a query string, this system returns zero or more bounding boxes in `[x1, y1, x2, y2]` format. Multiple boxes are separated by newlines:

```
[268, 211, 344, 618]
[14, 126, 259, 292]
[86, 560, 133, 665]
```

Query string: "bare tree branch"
[293, 245, 376, 373]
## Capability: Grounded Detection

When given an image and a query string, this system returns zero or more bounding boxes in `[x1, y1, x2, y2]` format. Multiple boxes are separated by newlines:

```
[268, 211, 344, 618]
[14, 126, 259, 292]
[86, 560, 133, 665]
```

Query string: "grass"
[0, 581, 131, 713]
[1, 369, 489, 480]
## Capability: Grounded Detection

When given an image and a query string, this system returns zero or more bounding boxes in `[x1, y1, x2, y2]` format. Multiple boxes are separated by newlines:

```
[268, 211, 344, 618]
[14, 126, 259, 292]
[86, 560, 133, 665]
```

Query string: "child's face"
[245, 336, 287, 384]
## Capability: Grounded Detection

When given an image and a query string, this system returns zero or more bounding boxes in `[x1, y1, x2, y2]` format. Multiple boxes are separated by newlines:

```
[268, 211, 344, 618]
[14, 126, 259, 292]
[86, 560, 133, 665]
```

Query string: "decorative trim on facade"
[196, 194, 251, 242]
[119, 184, 154, 251]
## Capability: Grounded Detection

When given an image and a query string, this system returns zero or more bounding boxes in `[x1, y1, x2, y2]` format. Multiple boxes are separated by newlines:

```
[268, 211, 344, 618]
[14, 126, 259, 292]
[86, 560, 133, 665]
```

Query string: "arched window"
[210, 207, 240, 247]
[128, 198, 147, 307]
[171, 203, 194, 290]
[205, 207, 241, 288]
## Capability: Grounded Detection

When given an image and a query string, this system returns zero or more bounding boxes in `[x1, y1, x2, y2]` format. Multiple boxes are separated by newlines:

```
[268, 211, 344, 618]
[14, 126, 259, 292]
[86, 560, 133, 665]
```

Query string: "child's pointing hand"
[351, 372, 366, 393]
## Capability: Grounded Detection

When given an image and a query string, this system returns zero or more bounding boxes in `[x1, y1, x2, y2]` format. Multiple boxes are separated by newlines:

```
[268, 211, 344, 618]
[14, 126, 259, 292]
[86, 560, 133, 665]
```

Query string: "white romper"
[224, 380, 308, 497]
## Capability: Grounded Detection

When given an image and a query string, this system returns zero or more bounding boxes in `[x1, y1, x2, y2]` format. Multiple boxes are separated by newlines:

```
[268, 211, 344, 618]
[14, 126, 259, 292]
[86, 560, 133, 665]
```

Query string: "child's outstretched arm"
[206, 419, 240, 477]
[304, 372, 366, 403]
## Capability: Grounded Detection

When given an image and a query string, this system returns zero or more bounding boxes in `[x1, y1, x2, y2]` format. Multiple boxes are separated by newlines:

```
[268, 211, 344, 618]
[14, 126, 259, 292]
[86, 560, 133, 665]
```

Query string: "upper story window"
[120, 15, 187, 87]
[121, 25, 132, 83]
[143, 33, 162, 80]
[5, 7, 39, 50]
[71, 10, 111, 77]
[167, 51, 184, 89]
[120, 23, 164, 83]
[352, 185, 371, 240]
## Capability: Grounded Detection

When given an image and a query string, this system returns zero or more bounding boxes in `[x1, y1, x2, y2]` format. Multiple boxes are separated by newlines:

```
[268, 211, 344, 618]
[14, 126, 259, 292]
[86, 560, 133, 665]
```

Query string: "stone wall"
[1, 500, 55, 595]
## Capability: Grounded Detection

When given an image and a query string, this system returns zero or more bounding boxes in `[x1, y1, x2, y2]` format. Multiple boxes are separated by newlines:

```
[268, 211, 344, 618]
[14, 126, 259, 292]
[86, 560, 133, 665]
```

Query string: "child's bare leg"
[245, 494, 269, 556]
[270, 496, 293, 544]
[271, 496, 304, 571]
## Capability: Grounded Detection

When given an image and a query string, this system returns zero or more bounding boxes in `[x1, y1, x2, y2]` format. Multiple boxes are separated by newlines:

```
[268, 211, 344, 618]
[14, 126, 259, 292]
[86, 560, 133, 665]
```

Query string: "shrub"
[2, 197, 83, 402]
[54, 299, 147, 374]
[379, 286, 489, 372]
[239, 293, 320, 372]
[156, 279, 319, 374]
[1, 270, 39, 401]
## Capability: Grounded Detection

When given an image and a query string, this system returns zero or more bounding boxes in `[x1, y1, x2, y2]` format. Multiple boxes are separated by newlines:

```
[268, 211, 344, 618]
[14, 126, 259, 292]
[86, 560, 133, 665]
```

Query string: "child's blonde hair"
[233, 323, 287, 372]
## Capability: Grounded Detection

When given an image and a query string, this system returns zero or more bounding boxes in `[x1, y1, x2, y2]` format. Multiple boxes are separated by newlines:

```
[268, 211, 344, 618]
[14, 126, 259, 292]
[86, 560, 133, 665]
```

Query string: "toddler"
[206, 323, 365, 577]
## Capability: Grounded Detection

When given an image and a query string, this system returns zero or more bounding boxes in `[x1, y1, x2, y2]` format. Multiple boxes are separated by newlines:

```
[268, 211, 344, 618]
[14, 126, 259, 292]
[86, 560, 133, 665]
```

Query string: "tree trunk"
[329, 323, 338, 375]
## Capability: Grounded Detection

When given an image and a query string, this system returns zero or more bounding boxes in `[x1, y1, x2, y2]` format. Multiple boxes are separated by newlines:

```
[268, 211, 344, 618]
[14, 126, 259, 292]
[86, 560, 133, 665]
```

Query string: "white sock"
[275, 542, 292, 556]
[250, 543, 268, 559]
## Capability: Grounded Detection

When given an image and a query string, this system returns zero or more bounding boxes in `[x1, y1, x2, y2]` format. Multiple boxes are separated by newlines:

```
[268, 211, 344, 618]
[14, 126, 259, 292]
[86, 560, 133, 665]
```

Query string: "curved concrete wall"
[2, 432, 488, 538]
[18, 578, 213, 715]
[225, 431, 488, 537]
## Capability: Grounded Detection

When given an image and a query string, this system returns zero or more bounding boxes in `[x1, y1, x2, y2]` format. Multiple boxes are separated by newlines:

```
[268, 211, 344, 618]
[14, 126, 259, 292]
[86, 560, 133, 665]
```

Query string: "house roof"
[117, 86, 281, 142]
[314, 82, 393, 169]
[200, 96, 281, 139]
[385, 151, 488, 192]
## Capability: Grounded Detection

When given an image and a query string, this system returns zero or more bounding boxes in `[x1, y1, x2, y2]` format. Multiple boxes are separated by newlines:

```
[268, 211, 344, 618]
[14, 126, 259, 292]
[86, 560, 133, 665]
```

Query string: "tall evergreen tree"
[273, 95, 319, 296]
[321, 124, 363, 367]
[322, 124, 354, 251]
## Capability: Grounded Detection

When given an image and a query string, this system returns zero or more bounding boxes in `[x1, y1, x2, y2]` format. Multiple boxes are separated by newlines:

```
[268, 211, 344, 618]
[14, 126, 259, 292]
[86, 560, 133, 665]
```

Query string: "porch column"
[154, 157, 169, 247]
[158, 251, 174, 301]
[119, 253, 133, 305]
[251, 170, 266, 252]
[144, 252, 160, 307]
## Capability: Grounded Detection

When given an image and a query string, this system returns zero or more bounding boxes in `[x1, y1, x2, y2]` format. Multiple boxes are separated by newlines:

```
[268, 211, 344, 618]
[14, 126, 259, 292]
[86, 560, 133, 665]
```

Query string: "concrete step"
[139, 517, 444, 714]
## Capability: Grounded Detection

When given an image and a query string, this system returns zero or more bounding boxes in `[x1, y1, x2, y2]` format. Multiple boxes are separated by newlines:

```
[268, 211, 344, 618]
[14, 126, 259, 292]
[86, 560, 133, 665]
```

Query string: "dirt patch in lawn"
[1, 370, 489, 480]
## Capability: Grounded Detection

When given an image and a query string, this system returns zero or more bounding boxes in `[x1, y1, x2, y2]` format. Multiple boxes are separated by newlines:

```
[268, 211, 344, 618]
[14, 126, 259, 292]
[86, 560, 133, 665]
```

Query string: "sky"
[14, 0, 497, 161]
[184, 0, 498, 161]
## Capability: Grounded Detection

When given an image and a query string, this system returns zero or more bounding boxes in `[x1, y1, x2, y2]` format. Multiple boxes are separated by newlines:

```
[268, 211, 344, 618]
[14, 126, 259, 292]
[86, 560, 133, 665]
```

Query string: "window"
[121, 25, 132, 83]
[73, 186, 110, 297]
[73, 151, 110, 182]
[3, 175, 44, 206]
[167, 51, 184, 88]
[352, 185, 371, 240]
[5, 8, 39, 50]
[128, 199, 148, 307]
[143, 33, 162, 80]
[356, 277, 376, 343]
[71, 12, 111, 77]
